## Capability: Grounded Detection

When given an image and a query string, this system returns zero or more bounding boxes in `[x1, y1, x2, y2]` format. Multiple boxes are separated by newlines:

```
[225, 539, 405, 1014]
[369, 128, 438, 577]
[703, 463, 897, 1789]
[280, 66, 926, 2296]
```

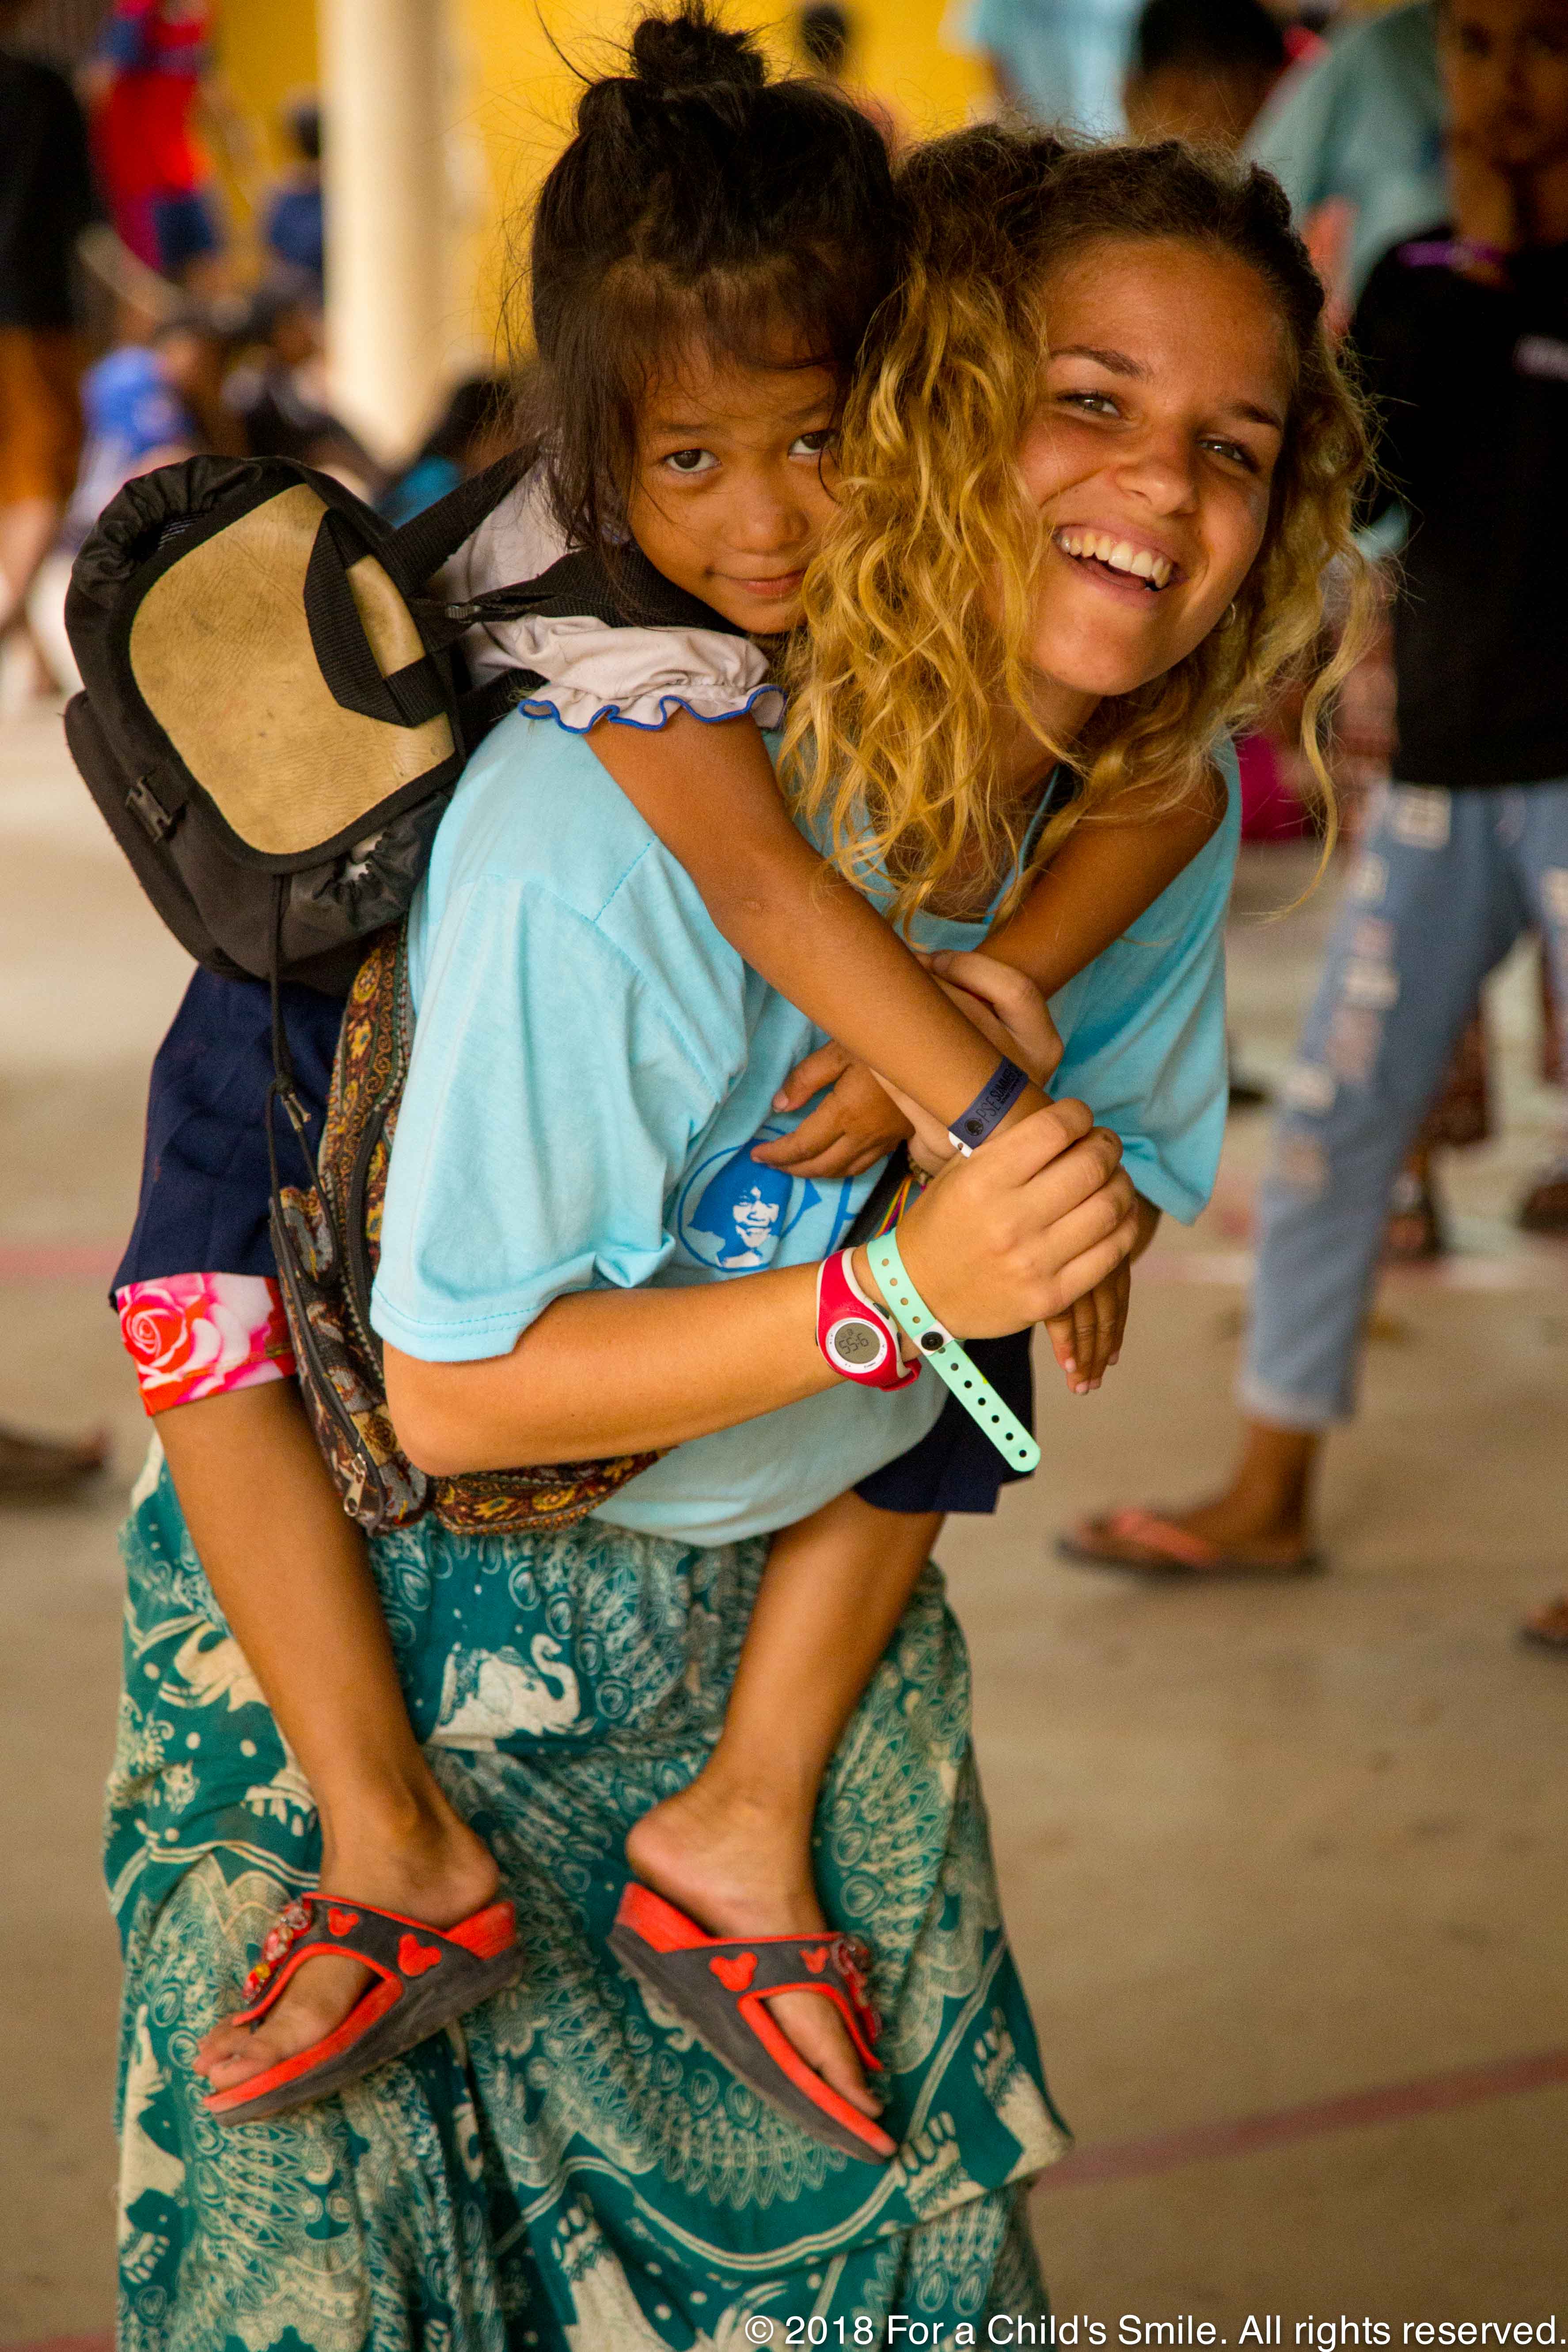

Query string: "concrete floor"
[1, 705, 1564, 2345]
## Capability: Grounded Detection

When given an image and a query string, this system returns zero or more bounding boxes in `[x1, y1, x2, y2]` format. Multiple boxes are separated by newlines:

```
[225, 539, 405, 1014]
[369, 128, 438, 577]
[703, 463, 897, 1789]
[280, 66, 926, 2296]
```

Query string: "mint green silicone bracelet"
[865, 1229, 1041, 1473]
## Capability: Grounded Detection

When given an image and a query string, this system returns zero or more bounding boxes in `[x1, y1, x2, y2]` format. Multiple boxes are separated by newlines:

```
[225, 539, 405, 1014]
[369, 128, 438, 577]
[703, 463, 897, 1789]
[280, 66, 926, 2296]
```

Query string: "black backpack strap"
[378, 444, 535, 596]
[304, 508, 449, 728]
[447, 540, 748, 639]
[454, 665, 546, 752]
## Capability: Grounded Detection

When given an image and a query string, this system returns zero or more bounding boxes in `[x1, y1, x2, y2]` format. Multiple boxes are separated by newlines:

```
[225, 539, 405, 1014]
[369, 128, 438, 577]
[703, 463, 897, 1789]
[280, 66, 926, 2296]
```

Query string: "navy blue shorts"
[854, 1330, 1035, 1517]
[113, 969, 342, 1296]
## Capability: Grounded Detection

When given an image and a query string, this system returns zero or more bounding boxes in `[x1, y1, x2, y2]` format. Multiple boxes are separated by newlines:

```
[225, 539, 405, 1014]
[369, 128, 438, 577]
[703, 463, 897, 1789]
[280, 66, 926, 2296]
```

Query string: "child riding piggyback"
[119, 9, 1266, 2143]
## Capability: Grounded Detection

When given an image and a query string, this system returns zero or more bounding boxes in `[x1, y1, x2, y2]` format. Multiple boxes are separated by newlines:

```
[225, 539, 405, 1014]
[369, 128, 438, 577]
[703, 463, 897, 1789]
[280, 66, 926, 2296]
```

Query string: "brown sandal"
[1058, 1506, 1324, 1579]
[1519, 1594, 1568, 1650]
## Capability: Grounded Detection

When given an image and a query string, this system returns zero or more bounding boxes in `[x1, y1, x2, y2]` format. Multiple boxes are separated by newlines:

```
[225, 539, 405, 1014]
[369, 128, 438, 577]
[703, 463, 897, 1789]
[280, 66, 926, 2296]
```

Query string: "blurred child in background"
[1124, 0, 1287, 148]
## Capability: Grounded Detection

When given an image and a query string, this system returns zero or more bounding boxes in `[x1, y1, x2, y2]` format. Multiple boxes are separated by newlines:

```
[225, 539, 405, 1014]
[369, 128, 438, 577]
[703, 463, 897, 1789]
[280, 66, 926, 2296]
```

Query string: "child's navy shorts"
[854, 1330, 1034, 1517]
[113, 969, 342, 1295]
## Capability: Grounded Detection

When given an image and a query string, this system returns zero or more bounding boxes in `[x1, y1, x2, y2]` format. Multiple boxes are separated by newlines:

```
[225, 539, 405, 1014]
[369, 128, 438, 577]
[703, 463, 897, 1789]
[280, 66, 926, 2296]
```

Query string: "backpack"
[62, 447, 741, 991]
[65, 448, 749, 1536]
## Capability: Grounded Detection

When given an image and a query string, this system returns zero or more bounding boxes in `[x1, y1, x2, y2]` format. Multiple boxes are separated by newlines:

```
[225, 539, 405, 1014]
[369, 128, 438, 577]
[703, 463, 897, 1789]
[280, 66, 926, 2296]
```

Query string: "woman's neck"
[992, 675, 1100, 802]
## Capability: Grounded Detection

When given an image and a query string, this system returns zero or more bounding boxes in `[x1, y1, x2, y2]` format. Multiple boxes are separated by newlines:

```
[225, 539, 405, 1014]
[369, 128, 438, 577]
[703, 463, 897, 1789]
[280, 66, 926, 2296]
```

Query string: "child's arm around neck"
[588, 706, 1043, 1134]
[983, 764, 1229, 996]
[590, 710, 1226, 1141]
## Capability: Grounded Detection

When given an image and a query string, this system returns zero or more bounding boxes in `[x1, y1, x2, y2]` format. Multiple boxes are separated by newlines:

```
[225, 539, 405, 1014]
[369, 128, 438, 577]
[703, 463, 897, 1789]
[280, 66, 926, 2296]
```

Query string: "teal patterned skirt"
[107, 1450, 1069, 2350]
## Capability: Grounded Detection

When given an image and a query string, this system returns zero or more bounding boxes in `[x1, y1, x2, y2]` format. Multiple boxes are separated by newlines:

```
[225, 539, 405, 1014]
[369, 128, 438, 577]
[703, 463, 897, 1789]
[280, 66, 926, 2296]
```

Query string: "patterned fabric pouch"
[270, 926, 659, 1536]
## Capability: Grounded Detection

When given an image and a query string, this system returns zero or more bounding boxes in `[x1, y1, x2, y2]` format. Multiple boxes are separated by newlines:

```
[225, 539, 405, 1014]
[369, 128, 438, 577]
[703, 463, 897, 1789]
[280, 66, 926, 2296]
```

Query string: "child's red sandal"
[203, 1893, 524, 2124]
[609, 1881, 897, 2164]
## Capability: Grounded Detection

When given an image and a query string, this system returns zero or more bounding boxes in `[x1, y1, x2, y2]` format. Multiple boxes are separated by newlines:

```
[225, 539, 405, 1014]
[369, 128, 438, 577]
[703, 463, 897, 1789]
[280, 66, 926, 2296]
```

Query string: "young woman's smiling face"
[1015, 236, 1294, 737]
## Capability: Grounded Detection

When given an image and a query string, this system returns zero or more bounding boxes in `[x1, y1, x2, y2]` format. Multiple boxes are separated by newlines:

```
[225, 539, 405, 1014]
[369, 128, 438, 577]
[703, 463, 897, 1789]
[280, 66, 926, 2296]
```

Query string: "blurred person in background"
[794, 3, 905, 146]
[970, 0, 1145, 133]
[1124, 0, 1288, 148]
[81, 0, 230, 289]
[1245, 0, 1444, 314]
[378, 372, 514, 526]
[0, 0, 109, 1497]
[1248, 0, 1566, 1238]
[0, 0, 95, 648]
[219, 274, 377, 490]
[1064, 0, 1568, 1657]
[26, 299, 211, 692]
[261, 93, 324, 298]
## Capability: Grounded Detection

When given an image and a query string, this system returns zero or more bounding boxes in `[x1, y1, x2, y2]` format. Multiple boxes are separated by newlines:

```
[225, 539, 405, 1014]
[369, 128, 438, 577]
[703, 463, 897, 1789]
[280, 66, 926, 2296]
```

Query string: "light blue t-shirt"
[1244, 0, 1443, 305]
[372, 715, 1238, 1546]
[965, 0, 1143, 136]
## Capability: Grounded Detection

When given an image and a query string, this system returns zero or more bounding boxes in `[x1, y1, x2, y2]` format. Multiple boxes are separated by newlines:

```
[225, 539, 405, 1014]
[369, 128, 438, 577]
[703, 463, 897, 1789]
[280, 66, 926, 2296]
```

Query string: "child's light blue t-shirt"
[371, 714, 1238, 1547]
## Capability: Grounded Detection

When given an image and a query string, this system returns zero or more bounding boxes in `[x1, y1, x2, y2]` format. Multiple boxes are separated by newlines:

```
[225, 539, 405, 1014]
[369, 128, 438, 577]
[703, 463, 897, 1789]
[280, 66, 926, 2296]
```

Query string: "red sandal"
[204, 1893, 524, 2124]
[609, 1882, 896, 2163]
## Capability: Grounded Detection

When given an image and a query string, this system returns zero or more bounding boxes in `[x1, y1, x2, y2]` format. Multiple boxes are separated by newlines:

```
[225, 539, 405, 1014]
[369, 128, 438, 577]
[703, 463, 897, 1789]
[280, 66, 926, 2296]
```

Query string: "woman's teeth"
[1055, 529, 1173, 590]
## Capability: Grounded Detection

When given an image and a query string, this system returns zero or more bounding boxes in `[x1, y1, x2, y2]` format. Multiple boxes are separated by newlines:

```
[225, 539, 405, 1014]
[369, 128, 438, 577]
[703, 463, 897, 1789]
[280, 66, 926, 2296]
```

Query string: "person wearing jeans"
[1063, 0, 1568, 1644]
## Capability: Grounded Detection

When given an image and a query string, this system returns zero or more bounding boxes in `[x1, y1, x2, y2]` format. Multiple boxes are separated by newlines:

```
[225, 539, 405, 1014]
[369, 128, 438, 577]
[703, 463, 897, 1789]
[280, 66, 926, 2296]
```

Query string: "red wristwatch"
[815, 1250, 920, 1390]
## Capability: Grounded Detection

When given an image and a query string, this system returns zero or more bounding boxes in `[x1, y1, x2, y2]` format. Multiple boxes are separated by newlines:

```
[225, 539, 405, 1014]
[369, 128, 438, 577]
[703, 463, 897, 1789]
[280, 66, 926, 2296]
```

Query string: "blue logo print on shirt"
[674, 1128, 860, 1271]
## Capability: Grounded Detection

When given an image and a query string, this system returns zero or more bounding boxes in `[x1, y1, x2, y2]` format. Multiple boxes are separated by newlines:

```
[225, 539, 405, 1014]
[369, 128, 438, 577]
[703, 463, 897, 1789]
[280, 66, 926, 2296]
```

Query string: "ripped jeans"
[1241, 781, 1568, 1430]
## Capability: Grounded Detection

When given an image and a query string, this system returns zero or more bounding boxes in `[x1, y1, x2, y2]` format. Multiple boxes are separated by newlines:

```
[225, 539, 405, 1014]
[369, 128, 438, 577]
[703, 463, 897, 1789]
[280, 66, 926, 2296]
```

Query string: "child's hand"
[876, 952, 1063, 1176]
[752, 1047, 913, 1179]
[1043, 1263, 1131, 1395]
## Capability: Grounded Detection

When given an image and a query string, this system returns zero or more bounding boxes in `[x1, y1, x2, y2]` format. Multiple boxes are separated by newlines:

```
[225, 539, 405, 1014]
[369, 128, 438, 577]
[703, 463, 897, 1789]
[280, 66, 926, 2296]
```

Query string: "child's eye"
[790, 429, 834, 459]
[661, 448, 718, 476]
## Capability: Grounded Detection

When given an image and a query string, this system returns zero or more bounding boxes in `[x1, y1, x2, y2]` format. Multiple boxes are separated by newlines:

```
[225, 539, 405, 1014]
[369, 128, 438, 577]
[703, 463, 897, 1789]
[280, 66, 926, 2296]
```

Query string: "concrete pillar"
[319, 0, 447, 466]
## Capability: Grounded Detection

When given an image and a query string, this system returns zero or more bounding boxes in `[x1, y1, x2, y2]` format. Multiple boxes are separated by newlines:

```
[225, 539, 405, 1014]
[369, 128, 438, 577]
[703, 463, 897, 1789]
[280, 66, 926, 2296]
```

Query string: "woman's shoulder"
[418, 712, 743, 1042]
[433, 708, 660, 922]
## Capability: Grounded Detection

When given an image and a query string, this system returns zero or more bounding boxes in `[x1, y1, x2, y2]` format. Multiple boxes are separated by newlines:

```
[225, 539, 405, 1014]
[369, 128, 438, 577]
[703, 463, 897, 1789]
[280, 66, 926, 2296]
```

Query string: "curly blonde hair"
[784, 129, 1378, 927]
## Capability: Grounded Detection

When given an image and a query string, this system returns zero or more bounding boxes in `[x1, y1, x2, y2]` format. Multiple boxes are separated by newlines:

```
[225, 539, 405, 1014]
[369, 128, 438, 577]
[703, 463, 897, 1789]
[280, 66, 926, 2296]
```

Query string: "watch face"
[826, 1314, 889, 1374]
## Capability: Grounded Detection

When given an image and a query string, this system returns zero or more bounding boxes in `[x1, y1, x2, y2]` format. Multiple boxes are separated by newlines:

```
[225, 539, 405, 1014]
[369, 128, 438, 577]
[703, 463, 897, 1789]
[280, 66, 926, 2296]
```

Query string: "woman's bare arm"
[385, 1099, 1136, 1476]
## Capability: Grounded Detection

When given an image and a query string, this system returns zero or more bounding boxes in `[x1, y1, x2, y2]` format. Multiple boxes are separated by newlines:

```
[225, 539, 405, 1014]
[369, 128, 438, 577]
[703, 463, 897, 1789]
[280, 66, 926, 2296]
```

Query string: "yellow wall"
[212, 0, 319, 200]
[216, 0, 984, 358]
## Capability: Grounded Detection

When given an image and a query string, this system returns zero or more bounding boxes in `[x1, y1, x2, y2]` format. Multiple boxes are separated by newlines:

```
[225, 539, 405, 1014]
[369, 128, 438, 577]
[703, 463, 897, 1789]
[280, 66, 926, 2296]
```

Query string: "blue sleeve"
[372, 876, 724, 1362]
[1243, 43, 1346, 215]
[1048, 750, 1240, 1224]
[97, 3, 156, 70]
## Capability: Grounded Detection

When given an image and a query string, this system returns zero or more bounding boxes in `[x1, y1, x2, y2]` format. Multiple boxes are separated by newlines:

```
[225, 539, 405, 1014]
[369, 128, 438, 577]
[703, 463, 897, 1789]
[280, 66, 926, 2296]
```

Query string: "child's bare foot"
[194, 1805, 501, 2095]
[625, 1777, 883, 2121]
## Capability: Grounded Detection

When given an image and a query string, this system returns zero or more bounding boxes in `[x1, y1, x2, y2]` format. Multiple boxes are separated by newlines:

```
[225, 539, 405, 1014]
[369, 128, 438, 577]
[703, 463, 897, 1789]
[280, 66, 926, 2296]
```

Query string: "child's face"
[626, 342, 841, 635]
[1440, 0, 1568, 172]
[1013, 236, 1291, 732]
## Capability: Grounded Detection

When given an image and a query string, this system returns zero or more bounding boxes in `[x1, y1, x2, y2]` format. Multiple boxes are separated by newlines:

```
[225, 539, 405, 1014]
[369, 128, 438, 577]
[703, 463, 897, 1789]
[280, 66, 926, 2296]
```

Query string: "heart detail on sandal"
[326, 1907, 361, 1939]
[802, 1947, 828, 1974]
[709, 1951, 757, 1994]
[398, 1933, 443, 1978]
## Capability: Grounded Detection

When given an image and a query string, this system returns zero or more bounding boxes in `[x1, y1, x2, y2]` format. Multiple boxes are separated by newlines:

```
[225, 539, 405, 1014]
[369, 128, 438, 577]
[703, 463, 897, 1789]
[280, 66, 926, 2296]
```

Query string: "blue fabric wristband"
[947, 1057, 1028, 1156]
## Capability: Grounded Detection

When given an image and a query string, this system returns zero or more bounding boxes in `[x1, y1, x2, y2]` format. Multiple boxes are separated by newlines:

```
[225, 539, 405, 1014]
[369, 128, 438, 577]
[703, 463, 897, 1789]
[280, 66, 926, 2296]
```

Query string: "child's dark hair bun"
[629, 8, 766, 97]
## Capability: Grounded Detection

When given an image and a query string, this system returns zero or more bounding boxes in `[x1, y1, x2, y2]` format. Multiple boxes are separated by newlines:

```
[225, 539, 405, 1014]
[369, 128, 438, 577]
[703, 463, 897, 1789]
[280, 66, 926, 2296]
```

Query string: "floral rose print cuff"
[116, 1273, 296, 1415]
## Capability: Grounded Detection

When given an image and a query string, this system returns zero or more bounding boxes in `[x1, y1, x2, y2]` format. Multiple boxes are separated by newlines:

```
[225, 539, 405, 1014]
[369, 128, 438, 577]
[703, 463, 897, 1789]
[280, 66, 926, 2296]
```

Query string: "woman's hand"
[865, 1096, 1138, 1341]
